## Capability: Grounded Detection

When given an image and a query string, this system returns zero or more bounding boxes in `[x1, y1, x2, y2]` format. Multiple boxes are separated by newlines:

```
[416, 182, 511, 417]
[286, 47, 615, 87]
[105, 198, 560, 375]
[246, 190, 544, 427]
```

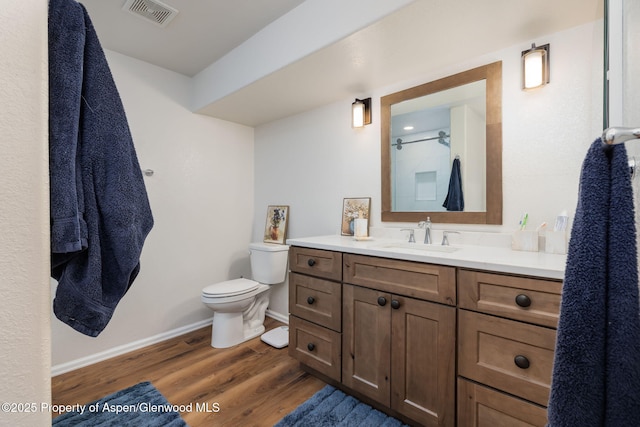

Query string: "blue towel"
[48, 0, 87, 255]
[547, 139, 640, 426]
[443, 157, 464, 211]
[49, 0, 154, 337]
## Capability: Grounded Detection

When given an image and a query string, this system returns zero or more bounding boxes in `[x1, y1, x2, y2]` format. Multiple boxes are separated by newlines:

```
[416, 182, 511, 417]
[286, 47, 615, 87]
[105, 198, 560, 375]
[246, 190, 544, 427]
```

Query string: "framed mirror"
[381, 61, 502, 224]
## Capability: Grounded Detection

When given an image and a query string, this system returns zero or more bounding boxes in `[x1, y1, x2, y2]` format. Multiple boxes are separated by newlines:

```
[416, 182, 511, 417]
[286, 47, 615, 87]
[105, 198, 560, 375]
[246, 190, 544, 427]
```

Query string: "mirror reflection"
[391, 80, 486, 212]
[381, 61, 503, 224]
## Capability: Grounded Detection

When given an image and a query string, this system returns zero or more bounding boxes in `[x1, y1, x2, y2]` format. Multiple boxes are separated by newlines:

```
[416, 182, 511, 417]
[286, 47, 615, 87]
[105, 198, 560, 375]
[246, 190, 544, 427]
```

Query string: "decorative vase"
[349, 219, 355, 235]
[270, 226, 279, 241]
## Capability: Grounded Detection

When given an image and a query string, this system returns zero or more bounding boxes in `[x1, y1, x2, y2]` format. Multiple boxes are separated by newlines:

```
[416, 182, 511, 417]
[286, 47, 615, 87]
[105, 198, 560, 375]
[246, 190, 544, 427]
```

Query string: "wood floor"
[51, 318, 326, 426]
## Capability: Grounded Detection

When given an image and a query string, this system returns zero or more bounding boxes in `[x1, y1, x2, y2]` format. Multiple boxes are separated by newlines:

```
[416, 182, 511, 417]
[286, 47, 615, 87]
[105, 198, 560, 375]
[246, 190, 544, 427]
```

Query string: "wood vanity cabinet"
[288, 247, 342, 381]
[342, 254, 456, 427]
[288, 246, 563, 427]
[457, 269, 562, 427]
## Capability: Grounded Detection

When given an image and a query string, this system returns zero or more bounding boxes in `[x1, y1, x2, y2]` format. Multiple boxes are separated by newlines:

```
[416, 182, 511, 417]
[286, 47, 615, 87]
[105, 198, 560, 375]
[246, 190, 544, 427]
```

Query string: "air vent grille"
[123, 0, 178, 28]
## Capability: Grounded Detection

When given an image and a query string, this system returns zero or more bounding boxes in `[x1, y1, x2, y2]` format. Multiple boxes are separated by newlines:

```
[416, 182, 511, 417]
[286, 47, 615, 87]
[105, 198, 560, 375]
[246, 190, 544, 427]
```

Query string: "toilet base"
[209, 288, 270, 348]
[210, 312, 265, 348]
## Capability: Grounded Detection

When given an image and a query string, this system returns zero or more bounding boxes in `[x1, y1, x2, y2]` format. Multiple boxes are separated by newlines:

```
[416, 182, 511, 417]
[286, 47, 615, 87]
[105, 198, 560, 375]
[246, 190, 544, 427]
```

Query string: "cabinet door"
[289, 316, 341, 382]
[289, 247, 342, 281]
[289, 272, 341, 331]
[458, 378, 548, 427]
[458, 269, 561, 328]
[342, 284, 391, 405]
[344, 253, 456, 305]
[391, 296, 456, 427]
[458, 310, 556, 407]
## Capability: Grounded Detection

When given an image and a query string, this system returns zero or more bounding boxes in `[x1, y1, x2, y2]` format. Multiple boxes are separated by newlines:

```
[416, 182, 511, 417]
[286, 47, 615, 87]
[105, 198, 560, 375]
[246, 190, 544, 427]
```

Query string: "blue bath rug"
[52, 381, 187, 426]
[274, 385, 408, 426]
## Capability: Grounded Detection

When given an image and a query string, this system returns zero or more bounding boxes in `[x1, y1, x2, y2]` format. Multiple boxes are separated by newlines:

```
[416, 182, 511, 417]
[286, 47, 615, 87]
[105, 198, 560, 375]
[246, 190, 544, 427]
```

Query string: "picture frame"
[263, 205, 289, 244]
[341, 197, 371, 236]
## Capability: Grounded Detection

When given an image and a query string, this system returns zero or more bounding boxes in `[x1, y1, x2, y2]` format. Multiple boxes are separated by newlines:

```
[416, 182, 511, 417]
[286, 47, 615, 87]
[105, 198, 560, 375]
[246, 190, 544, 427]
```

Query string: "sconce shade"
[352, 98, 371, 127]
[522, 43, 550, 90]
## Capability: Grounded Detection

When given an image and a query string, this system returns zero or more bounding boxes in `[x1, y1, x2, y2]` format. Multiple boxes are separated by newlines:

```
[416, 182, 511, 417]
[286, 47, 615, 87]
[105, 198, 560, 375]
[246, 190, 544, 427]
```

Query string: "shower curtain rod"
[392, 132, 450, 148]
[602, 127, 640, 146]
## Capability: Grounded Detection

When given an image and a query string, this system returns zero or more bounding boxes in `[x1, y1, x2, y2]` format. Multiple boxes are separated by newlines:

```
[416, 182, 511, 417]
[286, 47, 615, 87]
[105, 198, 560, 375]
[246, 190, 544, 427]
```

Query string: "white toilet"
[201, 242, 289, 348]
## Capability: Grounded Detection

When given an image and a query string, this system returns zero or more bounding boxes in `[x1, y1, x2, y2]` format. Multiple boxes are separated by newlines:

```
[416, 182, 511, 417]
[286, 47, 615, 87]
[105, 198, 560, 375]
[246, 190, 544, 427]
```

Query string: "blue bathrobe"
[49, 0, 154, 337]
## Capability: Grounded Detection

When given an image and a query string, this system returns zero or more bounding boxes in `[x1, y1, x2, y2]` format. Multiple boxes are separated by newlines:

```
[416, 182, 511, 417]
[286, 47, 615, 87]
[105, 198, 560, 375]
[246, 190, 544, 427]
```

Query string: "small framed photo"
[264, 205, 289, 244]
[341, 197, 371, 236]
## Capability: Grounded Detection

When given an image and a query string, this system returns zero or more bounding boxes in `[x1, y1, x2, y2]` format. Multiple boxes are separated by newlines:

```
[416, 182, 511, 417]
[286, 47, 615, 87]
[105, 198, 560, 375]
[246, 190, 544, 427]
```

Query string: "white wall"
[51, 51, 256, 370]
[455, 104, 486, 211]
[254, 21, 604, 316]
[0, 2, 51, 426]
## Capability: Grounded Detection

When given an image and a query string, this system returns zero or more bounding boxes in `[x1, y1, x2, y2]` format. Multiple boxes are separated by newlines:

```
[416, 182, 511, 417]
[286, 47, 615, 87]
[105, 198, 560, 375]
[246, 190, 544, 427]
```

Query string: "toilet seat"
[202, 278, 260, 298]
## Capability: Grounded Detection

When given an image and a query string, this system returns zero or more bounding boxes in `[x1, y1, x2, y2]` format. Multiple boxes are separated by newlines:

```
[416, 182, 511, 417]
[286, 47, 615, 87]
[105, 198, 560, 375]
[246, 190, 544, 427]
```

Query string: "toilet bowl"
[202, 278, 271, 348]
[201, 242, 289, 348]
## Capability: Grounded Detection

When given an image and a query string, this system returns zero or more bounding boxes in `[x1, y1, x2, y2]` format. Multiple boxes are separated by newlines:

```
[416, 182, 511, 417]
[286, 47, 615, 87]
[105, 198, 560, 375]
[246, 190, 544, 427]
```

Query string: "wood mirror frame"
[381, 61, 502, 224]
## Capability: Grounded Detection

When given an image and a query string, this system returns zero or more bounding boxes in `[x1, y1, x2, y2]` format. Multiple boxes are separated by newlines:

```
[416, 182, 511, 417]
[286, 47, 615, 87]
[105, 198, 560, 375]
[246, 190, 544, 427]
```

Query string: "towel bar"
[601, 128, 638, 177]
[602, 127, 640, 146]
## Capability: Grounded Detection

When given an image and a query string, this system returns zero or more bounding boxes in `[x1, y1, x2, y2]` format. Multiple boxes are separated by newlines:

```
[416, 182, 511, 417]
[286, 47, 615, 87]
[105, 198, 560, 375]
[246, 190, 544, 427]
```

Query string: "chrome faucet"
[401, 228, 416, 243]
[418, 217, 432, 244]
[441, 230, 460, 246]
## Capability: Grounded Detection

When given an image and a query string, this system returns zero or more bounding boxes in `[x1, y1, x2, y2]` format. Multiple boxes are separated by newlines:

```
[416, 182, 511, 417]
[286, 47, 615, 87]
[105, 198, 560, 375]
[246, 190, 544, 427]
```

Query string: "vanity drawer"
[457, 378, 548, 427]
[458, 310, 556, 407]
[289, 316, 341, 382]
[289, 247, 342, 281]
[458, 269, 562, 328]
[343, 254, 456, 305]
[289, 272, 341, 332]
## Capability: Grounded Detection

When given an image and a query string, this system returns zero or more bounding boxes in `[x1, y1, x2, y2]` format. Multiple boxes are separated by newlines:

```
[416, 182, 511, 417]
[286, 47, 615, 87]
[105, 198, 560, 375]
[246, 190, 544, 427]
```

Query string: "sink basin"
[375, 242, 459, 253]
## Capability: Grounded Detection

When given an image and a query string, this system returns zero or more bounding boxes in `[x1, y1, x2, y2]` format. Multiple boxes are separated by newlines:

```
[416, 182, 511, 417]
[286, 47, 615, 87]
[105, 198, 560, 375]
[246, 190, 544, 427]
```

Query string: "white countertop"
[286, 234, 567, 280]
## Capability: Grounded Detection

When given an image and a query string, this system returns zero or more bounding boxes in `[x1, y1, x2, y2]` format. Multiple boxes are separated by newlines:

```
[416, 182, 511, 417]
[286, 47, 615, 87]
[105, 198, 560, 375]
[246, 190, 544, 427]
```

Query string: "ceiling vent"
[122, 0, 178, 28]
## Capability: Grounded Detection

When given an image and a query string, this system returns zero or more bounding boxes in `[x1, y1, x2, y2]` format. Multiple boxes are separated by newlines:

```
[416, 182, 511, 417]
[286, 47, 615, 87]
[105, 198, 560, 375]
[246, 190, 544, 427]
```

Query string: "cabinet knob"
[307, 258, 316, 267]
[307, 343, 315, 351]
[515, 294, 532, 308]
[391, 299, 401, 309]
[377, 297, 387, 306]
[307, 296, 315, 305]
[514, 355, 530, 369]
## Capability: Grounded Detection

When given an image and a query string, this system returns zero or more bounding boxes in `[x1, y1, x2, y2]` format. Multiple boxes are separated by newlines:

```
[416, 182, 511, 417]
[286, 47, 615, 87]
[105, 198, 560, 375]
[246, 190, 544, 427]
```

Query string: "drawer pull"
[307, 343, 315, 351]
[378, 297, 387, 306]
[307, 258, 316, 267]
[307, 296, 315, 305]
[515, 294, 532, 308]
[391, 299, 401, 309]
[514, 355, 530, 369]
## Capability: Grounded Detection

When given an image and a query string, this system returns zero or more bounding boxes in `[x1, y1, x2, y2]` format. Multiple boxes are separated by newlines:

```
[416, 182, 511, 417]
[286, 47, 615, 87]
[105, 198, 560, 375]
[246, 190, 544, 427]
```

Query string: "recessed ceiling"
[80, 0, 603, 127]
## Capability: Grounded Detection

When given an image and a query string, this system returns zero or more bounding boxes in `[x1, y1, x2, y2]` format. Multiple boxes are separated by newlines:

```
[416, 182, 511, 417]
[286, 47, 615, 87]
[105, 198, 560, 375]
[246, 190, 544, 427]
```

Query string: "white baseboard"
[51, 318, 213, 377]
[52, 311, 290, 377]
[266, 309, 289, 324]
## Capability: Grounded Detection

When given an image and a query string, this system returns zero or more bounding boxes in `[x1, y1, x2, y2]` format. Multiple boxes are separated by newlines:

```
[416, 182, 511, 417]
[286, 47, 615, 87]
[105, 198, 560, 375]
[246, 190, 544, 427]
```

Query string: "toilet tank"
[249, 242, 289, 284]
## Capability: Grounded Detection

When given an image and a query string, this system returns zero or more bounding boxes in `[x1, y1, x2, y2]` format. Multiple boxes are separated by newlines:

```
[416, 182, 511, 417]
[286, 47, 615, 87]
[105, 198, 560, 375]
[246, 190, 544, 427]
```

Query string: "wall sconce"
[521, 43, 550, 90]
[352, 98, 372, 128]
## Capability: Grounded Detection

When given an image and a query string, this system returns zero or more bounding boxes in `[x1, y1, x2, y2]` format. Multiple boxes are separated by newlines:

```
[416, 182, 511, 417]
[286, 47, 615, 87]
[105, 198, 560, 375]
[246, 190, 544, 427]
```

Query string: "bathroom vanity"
[287, 235, 565, 427]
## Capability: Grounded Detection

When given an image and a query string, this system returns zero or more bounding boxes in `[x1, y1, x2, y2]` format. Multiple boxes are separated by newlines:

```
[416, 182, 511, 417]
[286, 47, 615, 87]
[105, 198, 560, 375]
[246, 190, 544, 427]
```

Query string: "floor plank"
[52, 318, 325, 426]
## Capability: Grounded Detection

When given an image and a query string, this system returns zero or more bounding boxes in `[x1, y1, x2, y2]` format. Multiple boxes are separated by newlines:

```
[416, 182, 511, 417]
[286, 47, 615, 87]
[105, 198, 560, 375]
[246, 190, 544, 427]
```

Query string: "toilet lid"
[202, 278, 260, 297]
